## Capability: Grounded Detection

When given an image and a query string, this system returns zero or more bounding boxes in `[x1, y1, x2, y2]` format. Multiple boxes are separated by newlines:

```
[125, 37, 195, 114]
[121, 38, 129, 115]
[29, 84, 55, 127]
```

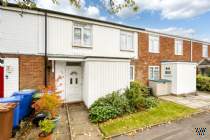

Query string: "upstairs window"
[73, 23, 92, 47]
[149, 34, 159, 53]
[120, 31, 134, 51]
[175, 39, 183, 55]
[202, 44, 208, 58]
[149, 66, 160, 80]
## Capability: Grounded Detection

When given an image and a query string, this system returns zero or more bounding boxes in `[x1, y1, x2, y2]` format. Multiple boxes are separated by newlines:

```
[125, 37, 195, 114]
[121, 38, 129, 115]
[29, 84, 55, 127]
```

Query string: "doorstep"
[67, 103, 102, 140]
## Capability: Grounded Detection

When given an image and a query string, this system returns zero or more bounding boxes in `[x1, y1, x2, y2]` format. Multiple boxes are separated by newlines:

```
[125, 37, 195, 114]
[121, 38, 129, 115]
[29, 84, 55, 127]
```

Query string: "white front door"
[4, 58, 19, 97]
[65, 66, 82, 102]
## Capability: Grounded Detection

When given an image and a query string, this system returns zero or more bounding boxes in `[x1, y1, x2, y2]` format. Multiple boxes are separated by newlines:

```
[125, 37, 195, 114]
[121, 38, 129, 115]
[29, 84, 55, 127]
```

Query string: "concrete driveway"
[160, 92, 210, 110]
[113, 112, 210, 140]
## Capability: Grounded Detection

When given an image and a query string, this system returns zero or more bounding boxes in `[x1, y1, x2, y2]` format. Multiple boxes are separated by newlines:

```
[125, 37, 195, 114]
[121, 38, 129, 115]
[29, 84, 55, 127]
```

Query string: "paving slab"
[67, 103, 102, 140]
[160, 92, 210, 110]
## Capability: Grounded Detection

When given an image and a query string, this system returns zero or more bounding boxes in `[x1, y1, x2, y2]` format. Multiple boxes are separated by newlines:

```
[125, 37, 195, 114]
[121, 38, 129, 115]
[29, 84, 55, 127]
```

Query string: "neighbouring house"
[0, 4, 210, 107]
[132, 32, 210, 84]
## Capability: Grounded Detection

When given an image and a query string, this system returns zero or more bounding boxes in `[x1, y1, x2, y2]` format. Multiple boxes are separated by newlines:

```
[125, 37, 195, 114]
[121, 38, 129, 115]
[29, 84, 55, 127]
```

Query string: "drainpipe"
[190, 40, 193, 62]
[44, 12, 48, 87]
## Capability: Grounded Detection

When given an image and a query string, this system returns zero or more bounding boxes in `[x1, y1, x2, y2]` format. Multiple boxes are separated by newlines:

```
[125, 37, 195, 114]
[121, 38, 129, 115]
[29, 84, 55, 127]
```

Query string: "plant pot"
[39, 133, 52, 140]
[32, 112, 48, 127]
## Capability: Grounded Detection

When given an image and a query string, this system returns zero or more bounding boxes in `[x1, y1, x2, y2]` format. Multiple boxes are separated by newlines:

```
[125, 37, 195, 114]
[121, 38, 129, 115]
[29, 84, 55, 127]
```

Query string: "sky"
[35, 0, 210, 42]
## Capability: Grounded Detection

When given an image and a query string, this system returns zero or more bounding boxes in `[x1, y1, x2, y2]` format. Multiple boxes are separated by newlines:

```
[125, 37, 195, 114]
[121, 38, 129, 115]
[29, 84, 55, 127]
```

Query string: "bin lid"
[0, 96, 21, 103]
[0, 103, 16, 112]
[13, 89, 36, 95]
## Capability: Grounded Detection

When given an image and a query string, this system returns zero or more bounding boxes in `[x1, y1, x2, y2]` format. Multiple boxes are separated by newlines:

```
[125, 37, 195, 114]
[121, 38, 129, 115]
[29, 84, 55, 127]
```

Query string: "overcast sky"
[36, 0, 210, 42]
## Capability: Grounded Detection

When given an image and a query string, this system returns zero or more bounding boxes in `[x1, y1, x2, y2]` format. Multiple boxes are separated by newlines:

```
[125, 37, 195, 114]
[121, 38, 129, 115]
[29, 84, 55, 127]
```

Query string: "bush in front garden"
[143, 97, 158, 109]
[89, 105, 119, 123]
[124, 81, 150, 110]
[89, 81, 158, 123]
[197, 75, 210, 91]
[89, 91, 131, 123]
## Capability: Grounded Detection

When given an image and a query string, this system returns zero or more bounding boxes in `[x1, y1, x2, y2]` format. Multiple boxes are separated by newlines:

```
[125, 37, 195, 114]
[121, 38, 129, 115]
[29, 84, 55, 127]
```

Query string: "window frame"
[130, 65, 135, 81]
[202, 44, 208, 58]
[149, 34, 160, 53]
[174, 39, 183, 55]
[120, 31, 134, 51]
[148, 66, 160, 80]
[73, 23, 93, 48]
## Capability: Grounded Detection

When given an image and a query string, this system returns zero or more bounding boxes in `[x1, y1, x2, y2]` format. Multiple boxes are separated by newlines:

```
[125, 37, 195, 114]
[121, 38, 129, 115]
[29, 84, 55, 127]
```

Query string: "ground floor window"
[149, 66, 160, 80]
[130, 65, 135, 81]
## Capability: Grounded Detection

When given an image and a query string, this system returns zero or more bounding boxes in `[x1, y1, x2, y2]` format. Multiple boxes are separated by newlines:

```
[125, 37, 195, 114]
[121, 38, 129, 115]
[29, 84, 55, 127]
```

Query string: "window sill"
[149, 52, 160, 54]
[73, 45, 93, 49]
[120, 49, 135, 52]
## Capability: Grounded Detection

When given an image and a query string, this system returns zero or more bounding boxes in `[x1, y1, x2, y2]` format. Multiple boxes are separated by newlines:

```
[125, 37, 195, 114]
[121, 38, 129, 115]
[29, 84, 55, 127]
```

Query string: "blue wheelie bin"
[13, 89, 36, 119]
[0, 96, 21, 128]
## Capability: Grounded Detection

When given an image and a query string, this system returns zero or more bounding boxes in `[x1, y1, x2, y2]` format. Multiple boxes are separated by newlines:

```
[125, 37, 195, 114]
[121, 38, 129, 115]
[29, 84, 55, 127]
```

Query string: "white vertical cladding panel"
[4, 58, 19, 97]
[82, 62, 89, 106]
[176, 63, 196, 94]
[47, 16, 138, 58]
[0, 9, 45, 54]
[161, 62, 197, 95]
[84, 59, 130, 107]
[55, 61, 66, 101]
[47, 17, 73, 55]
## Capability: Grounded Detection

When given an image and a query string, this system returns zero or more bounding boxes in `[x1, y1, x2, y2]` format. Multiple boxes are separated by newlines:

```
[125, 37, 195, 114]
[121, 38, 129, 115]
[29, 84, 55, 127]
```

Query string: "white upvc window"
[175, 39, 183, 55]
[120, 31, 134, 51]
[130, 65, 135, 81]
[202, 44, 208, 58]
[149, 34, 159, 53]
[73, 23, 92, 47]
[149, 66, 160, 80]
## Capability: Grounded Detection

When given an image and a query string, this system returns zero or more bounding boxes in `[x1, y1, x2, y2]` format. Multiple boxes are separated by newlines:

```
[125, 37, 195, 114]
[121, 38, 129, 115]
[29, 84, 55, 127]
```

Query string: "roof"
[0, 2, 145, 31]
[0, 2, 210, 45]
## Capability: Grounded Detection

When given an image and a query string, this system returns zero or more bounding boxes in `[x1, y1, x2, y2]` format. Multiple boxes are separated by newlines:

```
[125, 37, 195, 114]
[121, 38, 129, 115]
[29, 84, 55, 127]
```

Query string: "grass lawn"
[99, 100, 198, 137]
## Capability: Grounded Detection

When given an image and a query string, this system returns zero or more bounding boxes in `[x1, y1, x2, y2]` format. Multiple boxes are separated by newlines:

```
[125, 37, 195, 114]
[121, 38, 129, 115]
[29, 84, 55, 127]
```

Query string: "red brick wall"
[133, 32, 192, 84]
[0, 54, 55, 90]
[192, 42, 203, 62]
[19, 55, 45, 89]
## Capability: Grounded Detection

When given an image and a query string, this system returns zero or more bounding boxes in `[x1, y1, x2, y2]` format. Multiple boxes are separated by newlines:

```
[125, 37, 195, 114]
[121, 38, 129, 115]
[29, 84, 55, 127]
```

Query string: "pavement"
[160, 92, 210, 110]
[67, 103, 102, 140]
[113, 112, 210, 140]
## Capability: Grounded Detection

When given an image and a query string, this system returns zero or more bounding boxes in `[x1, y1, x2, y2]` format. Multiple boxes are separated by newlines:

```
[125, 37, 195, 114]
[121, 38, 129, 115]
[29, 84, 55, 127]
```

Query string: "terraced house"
[0, 4, 209, 107]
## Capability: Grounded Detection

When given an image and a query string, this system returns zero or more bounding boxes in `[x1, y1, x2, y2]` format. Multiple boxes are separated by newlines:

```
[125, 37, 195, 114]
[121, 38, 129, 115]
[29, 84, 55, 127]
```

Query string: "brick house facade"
[133, 32, 210, 84]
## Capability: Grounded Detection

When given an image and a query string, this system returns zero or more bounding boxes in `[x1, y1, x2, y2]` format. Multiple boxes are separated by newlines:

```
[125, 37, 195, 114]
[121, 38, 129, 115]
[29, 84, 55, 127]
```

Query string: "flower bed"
[89, 81, 158, 123]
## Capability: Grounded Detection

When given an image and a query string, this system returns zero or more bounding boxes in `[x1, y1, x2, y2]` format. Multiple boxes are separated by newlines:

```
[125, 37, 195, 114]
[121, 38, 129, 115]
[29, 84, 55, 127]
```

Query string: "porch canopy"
[198, 58, 210, 68]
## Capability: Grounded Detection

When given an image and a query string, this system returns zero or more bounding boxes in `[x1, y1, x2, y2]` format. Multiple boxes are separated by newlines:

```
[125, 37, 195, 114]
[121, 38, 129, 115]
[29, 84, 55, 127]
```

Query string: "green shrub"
[143, 97, 158, 109]
[130, 81, 149, 97]
[89, 91, 131, 123]
[197, 75, 210, 91]
[89, 82, 159, 123]
[124, 81, 150, 110]
[89, 105, 119, 123]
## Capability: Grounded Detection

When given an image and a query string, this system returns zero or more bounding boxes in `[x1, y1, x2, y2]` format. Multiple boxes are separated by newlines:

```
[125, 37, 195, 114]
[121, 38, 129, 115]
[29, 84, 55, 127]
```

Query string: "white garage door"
[4, 58, 19, 97]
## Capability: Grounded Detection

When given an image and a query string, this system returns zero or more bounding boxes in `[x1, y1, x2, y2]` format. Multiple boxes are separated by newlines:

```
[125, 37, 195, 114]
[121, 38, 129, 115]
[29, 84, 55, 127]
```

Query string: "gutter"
[44, 12, 48, 87]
